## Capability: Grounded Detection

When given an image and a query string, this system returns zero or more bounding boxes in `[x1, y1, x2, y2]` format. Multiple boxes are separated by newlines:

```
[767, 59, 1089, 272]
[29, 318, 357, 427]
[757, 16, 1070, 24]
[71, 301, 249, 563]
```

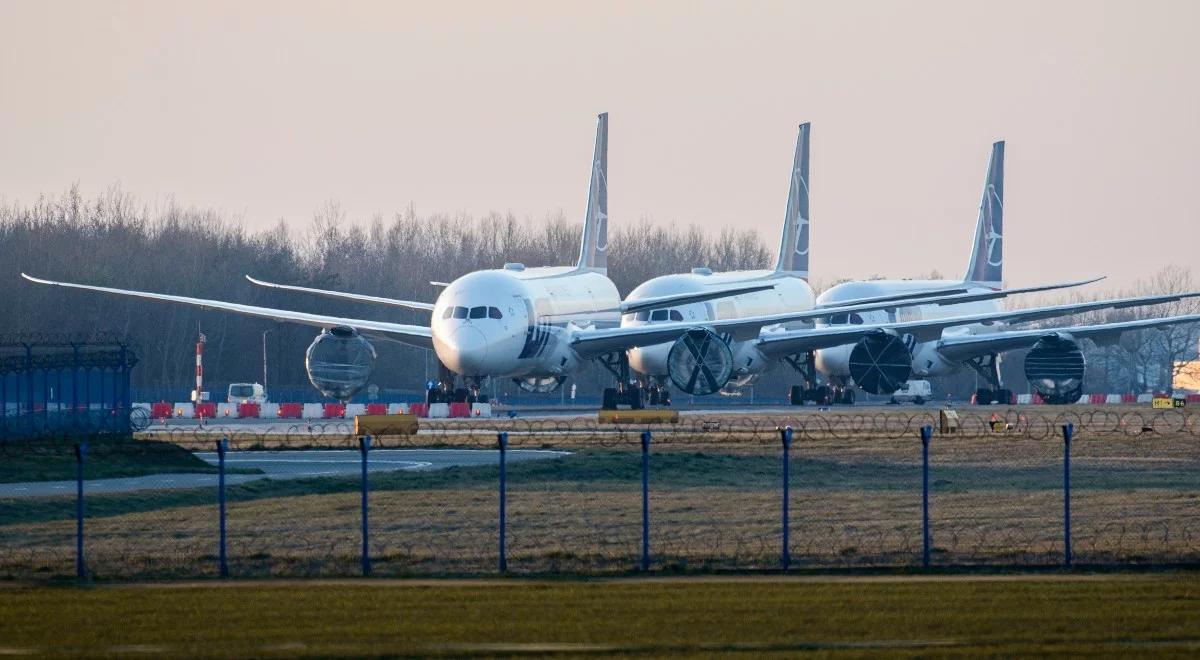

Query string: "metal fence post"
[74, 441, 87, 581]
[217, 438, 228, 578]
[360, 435, 372, 577]
[781, 426, 793, 571]
[640, 430, 651, 571]
[920, 425, 932, 568]
[498, 432, 508, 573]
[1062, 422, 1073, 569]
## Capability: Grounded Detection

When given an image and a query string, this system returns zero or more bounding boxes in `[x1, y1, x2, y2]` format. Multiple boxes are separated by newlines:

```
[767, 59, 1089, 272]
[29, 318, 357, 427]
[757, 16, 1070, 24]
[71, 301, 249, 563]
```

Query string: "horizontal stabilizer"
[619, 284, 777, 315]
[245, 275, 435, 311]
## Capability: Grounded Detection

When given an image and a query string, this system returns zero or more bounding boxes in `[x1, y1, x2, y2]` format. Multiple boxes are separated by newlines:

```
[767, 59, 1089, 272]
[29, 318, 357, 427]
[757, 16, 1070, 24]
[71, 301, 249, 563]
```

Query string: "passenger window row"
[442, 306, 504, 320]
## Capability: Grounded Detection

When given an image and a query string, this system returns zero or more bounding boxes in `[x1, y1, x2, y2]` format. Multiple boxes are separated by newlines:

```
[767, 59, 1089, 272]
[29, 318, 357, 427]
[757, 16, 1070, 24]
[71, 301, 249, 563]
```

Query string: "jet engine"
[514, 376, 565, 394]
[847, 331, 913, 395]
[305, 326, 377, 402]
[666, 328, 734, 395]
[1024, 335, 1085, 405]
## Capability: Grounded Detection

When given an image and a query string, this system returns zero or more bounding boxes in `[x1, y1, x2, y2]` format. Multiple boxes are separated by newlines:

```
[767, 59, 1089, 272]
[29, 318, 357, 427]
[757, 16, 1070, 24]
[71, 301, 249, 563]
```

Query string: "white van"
[227, 383, 267, 405]
[890, 380, 931, 405]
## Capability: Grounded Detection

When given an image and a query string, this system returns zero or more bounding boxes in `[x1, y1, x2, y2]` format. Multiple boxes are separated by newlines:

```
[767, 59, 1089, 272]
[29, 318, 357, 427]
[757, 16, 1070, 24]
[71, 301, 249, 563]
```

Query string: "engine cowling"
[848, 331, 913, 395]
[666, 328, 734, 395]
[1024, 335, 1085, 404]
[514, 376, 565, 394]
[305, 326, 376, 402]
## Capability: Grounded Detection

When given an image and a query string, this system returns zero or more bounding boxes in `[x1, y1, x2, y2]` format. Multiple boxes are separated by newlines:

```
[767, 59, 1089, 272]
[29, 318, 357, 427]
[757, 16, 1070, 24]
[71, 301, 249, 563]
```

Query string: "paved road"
[0, 449, 568, 499]
[140, 405, 936, 435]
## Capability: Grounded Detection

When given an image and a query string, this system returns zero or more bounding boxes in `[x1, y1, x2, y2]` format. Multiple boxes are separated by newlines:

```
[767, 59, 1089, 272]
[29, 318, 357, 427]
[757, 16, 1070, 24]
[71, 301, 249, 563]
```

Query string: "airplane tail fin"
[773, 122, 811, 279]
[576, 112, 609, 273]
[964, 140, 1004, 288]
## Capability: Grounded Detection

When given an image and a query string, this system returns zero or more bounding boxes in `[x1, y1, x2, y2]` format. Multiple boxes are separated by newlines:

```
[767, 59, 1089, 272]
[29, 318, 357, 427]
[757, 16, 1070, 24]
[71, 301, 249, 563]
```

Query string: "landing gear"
[646, 380, 672, 407]
[833, 387, 856, 405]
[597, 352, 645, 410]
[425, 363, 489, 405]
[966, 353, 1012, 405]
[785, 352, 828, 405]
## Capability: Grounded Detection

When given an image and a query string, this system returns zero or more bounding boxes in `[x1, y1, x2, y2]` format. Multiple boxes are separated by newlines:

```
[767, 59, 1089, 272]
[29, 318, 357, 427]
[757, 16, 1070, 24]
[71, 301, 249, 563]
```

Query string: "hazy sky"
[1, 1, 1196, 288]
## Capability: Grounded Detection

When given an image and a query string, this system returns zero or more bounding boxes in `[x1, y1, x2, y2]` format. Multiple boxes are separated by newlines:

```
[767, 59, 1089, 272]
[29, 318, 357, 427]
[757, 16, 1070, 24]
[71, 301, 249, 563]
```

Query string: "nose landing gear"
[646, 378, 672, 407]
[784, 352, 856, 405]
[425, 362, 489, 405]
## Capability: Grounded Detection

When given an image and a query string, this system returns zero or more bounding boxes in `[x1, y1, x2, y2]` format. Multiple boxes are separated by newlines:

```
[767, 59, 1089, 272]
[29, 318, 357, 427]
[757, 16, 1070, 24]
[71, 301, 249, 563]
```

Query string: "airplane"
[618, 132, 1200, 406]
[20, 114, 787, 408]
[623, 123, 819, 406]
[807, 139, 1200, 404]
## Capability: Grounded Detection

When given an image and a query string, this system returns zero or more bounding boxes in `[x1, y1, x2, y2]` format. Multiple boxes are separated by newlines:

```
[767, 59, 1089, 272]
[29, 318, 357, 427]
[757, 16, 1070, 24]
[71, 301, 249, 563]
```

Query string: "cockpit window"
[469, 306, 487, 319]
[488, 306, 503, 319]
[650, 309, 669, 322]
[442, 307, 453, 320]
[635, 310, 650, 322]
[452, 306, 468, 319]
[828, 313, 848, 325]
[670, 310, 683, 322]
[849, 313, 864, 325]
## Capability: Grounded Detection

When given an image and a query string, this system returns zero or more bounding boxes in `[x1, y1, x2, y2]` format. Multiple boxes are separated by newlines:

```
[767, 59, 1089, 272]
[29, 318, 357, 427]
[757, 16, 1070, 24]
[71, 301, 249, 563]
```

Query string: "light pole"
[262, 329, 273, 393]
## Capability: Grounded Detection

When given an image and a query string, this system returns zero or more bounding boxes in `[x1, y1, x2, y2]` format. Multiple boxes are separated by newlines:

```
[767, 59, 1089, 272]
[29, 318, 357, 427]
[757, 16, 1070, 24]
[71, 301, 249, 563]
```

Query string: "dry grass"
[5, 406, 1195, 580]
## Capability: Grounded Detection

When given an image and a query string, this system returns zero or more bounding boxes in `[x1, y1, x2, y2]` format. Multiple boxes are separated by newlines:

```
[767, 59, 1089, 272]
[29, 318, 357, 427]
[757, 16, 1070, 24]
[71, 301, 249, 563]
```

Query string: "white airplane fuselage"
[431, 266, 620, 379]
[813, 280, 1003, 382]
[623, 270, 816, 383]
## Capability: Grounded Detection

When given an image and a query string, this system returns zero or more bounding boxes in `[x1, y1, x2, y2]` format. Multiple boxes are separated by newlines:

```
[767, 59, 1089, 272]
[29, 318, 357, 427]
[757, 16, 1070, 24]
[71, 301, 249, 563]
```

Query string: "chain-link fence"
[2, 408, 1198, 580]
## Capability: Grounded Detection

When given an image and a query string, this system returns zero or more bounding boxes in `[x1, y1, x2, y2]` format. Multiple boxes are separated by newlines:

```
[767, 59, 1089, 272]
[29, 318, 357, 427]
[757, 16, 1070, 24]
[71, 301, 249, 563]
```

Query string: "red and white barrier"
[302, 403, 324, 419]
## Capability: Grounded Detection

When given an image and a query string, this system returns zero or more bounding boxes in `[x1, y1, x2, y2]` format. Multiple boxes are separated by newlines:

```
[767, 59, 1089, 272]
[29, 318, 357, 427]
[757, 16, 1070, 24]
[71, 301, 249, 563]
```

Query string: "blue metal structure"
[0, 334, 138, 440]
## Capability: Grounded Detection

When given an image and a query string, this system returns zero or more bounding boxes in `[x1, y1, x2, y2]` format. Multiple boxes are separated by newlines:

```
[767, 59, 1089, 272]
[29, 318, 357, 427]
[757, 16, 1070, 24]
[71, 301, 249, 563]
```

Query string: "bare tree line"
[2, 186, 1195, 400]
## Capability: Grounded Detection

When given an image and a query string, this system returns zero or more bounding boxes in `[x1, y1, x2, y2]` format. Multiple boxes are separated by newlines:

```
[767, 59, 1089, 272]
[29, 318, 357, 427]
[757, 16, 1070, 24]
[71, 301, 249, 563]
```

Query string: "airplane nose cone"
[444, 325, 489, 374]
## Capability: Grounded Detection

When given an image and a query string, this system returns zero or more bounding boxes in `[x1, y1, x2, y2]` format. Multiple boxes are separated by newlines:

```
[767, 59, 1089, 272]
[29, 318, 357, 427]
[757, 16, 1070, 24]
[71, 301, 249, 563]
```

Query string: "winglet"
[774, 122, 811, 279]
[21, 272, 52, 285]
[576, 112, 609, 273]
[964, 140, 1004, 288]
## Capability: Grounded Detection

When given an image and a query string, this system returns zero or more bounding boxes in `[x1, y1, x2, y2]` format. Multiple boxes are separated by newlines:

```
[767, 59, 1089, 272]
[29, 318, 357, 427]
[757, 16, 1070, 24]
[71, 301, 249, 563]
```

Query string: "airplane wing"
[814, 277, 1102, 310]
[246, 275, 435, 311]
[755, 290, 1200, 358]
[22, 274, 434, 349]
[639, 278, 1106, 333]
[933, 313, 1200, 362]
[574, 287, 1200, 360]
[569, 312, 839, 359]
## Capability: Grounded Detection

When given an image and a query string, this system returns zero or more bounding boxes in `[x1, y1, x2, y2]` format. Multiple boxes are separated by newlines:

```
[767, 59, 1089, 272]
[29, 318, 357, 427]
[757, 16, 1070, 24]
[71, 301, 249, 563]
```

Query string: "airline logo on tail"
[792, 167, 810, 257]
[984, 184, 1003, 267]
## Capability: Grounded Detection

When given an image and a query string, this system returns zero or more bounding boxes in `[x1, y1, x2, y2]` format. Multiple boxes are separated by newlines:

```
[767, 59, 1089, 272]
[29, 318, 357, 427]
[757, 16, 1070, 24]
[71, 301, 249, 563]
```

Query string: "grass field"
[3, 441, 1197, 579]
[0, 437, 262, 484]
[2, 575, 1198, 657]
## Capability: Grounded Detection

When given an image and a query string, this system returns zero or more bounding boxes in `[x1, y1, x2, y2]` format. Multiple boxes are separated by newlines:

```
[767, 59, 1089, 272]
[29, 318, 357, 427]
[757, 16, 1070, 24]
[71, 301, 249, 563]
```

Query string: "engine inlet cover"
[1024, 335, 1085, 405]
[305, 326, 377, 402]
[667, 328, 734, 395]
[848, 332, 913, 394]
